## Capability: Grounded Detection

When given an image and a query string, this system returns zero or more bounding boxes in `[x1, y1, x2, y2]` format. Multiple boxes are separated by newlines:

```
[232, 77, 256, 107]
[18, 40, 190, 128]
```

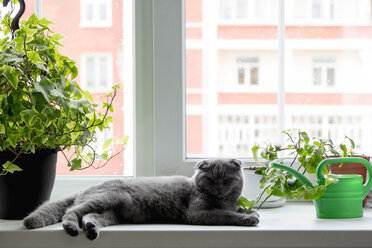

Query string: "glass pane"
[86, 3, 94, 22]
[327, 68, 335, 87]
[238, 67, 245, 85]
[312, 0, 321, 19]
[185, 0, 278, 158]
[313, 68, 321, 85]
[236, 0, 248, 19]
[99, 3, 107, 21]
[286, 0, 372, 154]
[99, 56, 108, 87]
[86, 57, 95, 87]
[250, 67, 258, 85]
[19, 1, 133, 176]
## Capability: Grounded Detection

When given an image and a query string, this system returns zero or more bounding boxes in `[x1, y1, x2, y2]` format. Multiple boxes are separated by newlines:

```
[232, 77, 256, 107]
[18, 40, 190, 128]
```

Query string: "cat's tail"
[23, 195, 76, 229]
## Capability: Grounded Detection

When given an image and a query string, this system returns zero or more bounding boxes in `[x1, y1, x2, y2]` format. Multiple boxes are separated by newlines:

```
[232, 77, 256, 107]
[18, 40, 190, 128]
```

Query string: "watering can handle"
[317, 157, 372, 196]
[270, 162, 314, 187]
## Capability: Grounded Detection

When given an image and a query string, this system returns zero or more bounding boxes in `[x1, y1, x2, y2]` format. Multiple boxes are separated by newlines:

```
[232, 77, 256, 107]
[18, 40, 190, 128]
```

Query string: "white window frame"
[80, 53, 114, 92]
[80, 0, 113, 28]
[134, 0, 285, 176]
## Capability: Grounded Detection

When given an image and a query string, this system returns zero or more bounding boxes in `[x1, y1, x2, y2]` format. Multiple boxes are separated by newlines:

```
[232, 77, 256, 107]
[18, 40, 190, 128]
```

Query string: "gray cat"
[23, 159, 259, 240]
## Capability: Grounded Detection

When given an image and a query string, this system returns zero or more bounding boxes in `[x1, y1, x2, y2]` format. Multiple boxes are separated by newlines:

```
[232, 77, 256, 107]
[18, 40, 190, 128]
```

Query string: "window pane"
[21, 0, 134, 176]
[312, 0, 321, 19]
[185, 0, 278, 158]
[99, 56, 108, 87]
[238, 67, 245, 85]
[86, 57, 95, 87]
[99, 3, 107, 21]
[286, 0, 372, 154]
[250, 67, 258, 85]
[236, 0, 248, 19]
[86, 3, 94, 21]
[327, 68, 335, 87]
[313, 68, 321, 85]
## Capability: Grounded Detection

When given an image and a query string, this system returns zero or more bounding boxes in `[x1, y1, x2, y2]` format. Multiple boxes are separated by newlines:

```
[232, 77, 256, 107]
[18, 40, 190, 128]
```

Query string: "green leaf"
[251, 145, 261, 165]
[0, 123, 5, 134]
[2, 65, 20, 89]
[345, 136, 355, 150]
[51, 33, 66, 41]
[117, 136, 129, 146]
[30, 117, 43, 130]
[238, 196, 255, 210]
[50, 89, 65, 98]
[20, 108, 38, 125]
[26, 13, 39, 25]
[324, 174, 339, 186]
[103, 138, 113, 150]
[39, 18, 54, 27]
[339, 144, 347, 157]
[70, 158, 82, 171]
[27, 51, 45, 64]
[33, 79, 53, 102]
[300, 131, 310, 144]
[82, 91, 93, 102]
[2, 161, 22, 173]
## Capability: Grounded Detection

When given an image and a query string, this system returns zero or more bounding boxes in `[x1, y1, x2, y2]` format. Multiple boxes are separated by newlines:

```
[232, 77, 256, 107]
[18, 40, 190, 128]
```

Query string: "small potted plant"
[0, 12, 126, 219]
[242, 129, 369, 209]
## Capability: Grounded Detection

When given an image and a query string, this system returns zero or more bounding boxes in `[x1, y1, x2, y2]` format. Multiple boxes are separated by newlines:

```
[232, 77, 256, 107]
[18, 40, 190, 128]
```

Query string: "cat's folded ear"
[229, 159, 243, 169]
[195, 160, 209, 170]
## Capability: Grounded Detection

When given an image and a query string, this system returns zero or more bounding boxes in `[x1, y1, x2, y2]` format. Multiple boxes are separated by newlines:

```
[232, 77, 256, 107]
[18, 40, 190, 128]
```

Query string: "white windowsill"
[1, 202, 371, 248]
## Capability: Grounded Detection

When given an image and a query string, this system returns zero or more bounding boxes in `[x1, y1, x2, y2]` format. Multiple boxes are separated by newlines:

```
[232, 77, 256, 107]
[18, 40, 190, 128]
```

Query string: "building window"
[81, 53, 113, 91]
[219, 0, 249, 19]
[312, 57, 335, 87]
[237, 57, 259, 86]
[81, 0, 112, 27]
[312, 0, 322, 19]
[218, 114, 276, 157]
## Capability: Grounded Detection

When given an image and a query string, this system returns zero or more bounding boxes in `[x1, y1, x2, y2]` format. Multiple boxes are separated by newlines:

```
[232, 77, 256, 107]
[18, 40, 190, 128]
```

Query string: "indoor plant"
[243, 130, 367, 209]
[0, 11, 126, 218]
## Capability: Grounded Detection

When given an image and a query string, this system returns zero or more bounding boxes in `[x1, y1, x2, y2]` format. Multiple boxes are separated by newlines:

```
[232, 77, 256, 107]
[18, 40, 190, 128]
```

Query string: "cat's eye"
[223, 178, 234, 184]
[205, 177, 214, 183]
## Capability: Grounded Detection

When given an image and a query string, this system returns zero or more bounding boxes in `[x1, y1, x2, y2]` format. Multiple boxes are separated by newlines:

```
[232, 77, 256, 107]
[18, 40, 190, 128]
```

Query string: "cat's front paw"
[240, 215, 259, 226]
[23, 215, 46, 229]
[83, 221, 99, 240]
[62, 221, 80, 237]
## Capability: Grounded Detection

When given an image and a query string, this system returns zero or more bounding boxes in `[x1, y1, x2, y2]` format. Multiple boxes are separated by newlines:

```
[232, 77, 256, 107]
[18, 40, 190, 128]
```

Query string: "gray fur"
[23, 159, 259, 240]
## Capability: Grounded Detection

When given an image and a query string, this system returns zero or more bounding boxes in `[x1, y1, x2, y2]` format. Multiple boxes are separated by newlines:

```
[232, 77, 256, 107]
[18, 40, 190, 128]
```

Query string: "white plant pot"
[242, 169, 286, 208]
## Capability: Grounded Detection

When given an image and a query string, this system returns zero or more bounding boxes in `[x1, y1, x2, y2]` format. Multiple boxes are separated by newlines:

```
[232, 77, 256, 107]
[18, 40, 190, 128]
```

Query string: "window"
[35, 0, 133, 177]
[237, 57, 259, 86]
[312, 57, 336, 88]
[147, 0, 372, 177]
[81, 54, 113, 91]
[219, 0, 248, 20]
[80, 0, 112, 27]
[218, 0, 276, 23]
[218, 114, 276, 157]
[312, 0, 322, 19]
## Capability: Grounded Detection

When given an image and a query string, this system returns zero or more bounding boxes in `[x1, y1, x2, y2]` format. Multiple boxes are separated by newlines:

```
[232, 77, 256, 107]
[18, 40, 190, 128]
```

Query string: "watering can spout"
[270, 162, 314, 187]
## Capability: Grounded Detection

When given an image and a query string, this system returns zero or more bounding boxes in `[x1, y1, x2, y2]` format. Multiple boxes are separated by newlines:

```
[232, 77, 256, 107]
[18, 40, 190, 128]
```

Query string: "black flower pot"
[0, 149, 57, 219]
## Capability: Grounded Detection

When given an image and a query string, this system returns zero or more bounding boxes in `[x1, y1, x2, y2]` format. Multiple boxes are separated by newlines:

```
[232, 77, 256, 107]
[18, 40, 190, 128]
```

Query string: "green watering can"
[271, 157, 372, 219]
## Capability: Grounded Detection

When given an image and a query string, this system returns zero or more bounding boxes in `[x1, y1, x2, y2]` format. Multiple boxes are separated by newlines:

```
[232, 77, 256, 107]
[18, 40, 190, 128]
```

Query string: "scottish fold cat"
[24, 159, 259, 240]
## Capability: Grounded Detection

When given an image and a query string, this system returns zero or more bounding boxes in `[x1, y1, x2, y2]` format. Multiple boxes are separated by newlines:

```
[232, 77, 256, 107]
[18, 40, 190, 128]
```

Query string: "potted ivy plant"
[243, 129, 369, 209]
[0, 11, 126, 219]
